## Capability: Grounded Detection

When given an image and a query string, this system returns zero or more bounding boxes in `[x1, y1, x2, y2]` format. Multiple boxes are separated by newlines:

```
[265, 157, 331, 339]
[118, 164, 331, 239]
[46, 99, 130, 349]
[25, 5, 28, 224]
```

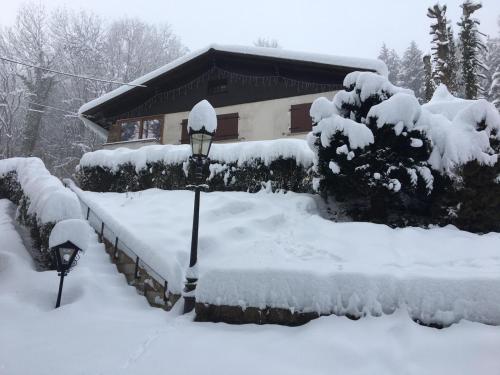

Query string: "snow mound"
[343, 71, 413, 101]
[422, 96, 500, 172]
[424, 84, 475, 121]
[188, 100, 217, 133]
[310, 72, 500, 176]
[49, 219, 95, 252]
[0, 158, 82, 223]
[310, 97, 336, 124]
[313, 115, 374, 150]
[79, 138, 314, 172]
[67, 186, 500, 326]
[367, 93, 422, 134]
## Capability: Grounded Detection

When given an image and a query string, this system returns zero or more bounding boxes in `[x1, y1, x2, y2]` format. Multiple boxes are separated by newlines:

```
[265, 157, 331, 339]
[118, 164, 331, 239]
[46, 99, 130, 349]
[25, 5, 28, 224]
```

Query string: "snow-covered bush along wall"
[77, 139, 314, 194]
[309, 72, 500, 231]
[0, 158, 82, 261]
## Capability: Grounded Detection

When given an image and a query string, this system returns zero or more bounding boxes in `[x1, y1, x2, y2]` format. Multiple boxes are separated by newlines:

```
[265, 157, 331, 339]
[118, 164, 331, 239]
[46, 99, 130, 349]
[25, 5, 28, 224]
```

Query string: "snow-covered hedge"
[0, 158, 82, 261]
[309, 72, 500, 231]
[76, 139, 314, 193]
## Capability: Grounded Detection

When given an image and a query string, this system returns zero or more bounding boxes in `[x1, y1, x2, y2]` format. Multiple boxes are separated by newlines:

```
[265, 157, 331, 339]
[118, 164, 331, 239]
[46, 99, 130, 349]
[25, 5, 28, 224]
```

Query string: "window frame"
[116, 115, 164, 142]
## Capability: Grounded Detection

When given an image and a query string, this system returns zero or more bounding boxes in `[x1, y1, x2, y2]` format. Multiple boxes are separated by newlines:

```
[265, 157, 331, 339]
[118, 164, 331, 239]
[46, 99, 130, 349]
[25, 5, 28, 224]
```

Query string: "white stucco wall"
[162, 91, 337, 145]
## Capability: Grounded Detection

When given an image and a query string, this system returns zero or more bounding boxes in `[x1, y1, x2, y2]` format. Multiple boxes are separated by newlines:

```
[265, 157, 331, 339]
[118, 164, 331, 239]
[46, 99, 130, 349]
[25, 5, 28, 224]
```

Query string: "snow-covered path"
[1, 198, 500, 374]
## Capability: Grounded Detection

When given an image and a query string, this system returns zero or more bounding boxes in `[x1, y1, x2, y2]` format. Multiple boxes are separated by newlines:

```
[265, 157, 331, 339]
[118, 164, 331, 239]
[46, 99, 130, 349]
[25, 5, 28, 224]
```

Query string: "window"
[290, 103, 313, 133]
[120, 120, 141, 141]
[181, 113, 239, 144]
[116, 116, 163, 142]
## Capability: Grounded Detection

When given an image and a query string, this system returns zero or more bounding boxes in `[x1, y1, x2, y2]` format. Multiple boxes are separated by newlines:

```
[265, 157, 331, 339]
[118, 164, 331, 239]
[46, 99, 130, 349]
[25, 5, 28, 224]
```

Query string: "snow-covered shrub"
[0, 158, 82, 263]
[309, 73, 500, 230]
[77, 139, 314, 193]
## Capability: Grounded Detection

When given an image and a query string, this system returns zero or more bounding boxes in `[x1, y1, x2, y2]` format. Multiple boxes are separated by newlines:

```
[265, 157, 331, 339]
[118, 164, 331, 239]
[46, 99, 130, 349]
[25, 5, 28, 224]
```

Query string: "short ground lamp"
[50, 240, 82, 308]
[183, 99, 217, 314]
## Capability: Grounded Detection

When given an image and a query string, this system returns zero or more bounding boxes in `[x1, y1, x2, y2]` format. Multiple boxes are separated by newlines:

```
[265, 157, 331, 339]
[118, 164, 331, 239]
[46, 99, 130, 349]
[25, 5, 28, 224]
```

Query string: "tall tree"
[254, 37, 281, 48]
[428, 4, 453, 89]
[491, 70, 500, 109]
[3, 3, 58, 156]
[447, 25, 460, 95]
[457, 0, 487, 99]
[0, 3, 188, 176]
[423, 54, 435, 102]
[378, 43, 401, 85]
[400, 41, 425, 100]
[480, 37, 500, 102]
[0, 58, 26, 159]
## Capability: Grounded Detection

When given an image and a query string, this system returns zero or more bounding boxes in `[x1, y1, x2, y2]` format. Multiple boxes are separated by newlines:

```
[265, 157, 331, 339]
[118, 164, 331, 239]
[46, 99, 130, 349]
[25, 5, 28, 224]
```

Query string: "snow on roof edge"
[80, 116, 108, 141]
[78, 44, 388, 115]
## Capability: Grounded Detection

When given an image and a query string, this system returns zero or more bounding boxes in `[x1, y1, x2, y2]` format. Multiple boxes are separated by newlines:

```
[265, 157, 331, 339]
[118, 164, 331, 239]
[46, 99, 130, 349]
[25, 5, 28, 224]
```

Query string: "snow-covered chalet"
[78, 44, 387, 149]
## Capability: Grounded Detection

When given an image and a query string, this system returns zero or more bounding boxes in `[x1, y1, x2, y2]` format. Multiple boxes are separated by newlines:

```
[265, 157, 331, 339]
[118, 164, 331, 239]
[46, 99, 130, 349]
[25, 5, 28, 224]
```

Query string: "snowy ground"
[1, 198, 500, 375]
[70, 185, 500, 325]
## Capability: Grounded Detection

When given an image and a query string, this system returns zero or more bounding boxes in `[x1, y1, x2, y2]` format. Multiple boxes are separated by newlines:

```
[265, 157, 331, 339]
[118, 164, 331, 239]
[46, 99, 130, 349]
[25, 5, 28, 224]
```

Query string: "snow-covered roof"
[78, 44, 388, 115]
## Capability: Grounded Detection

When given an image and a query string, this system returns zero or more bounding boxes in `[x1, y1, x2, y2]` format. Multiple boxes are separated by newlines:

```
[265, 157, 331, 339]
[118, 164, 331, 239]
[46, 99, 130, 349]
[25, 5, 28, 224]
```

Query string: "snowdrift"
[68, 186, 500, 327]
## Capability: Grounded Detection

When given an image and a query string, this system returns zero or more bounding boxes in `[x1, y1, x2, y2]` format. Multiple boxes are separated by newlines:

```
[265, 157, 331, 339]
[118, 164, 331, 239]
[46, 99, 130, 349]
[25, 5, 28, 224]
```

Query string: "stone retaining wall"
[101, 237, 180, 310]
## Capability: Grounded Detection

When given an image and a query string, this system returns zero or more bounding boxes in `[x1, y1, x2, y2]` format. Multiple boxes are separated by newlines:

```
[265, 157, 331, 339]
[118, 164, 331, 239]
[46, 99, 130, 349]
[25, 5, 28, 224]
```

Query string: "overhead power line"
[25, 100, 78, 116]
[0, 56, 147, 88]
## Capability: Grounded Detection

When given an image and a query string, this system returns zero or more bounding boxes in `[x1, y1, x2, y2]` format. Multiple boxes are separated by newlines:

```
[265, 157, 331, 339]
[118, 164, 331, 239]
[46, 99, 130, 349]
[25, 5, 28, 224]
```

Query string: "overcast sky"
[1, 0, 499, 59]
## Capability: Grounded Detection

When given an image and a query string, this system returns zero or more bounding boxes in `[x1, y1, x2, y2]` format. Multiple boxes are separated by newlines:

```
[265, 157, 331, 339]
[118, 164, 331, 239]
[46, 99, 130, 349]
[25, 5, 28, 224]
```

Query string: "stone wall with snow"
[77, 139, 314, 193]
[309, 72, 500, 232]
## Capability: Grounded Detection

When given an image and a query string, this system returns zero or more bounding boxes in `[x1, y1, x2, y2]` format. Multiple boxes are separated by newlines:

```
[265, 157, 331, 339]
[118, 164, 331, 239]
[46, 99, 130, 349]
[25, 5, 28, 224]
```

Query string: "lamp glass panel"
[191, 133, 213, 157]
[59, 247, 74, 266]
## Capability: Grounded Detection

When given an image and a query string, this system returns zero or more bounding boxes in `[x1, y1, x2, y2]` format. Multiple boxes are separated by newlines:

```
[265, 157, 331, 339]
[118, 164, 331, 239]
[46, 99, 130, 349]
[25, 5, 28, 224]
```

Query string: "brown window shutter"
[290, 103, 313, 133]
[107, 122, 122, 143]
[180, 119, 189, 144]
[215, 113, 238, 141]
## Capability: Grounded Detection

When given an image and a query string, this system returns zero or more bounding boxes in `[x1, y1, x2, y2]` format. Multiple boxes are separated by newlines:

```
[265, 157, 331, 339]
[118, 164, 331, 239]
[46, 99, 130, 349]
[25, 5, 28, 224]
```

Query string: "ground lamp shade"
[50, 241, 82, 308]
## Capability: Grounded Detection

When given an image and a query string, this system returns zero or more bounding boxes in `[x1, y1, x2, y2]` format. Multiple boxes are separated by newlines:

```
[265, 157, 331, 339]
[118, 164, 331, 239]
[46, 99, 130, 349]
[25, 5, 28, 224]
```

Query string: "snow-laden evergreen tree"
[447, 25, 460, 95]
[400, 41, 425, 100]
[428, 4, 453, 88]
[378, 44, 401, 85]
[480, 37, 500, 102]
[492, 69, 500, 109]
[457, 0, 487, 99]
[423, 54, 435, 102]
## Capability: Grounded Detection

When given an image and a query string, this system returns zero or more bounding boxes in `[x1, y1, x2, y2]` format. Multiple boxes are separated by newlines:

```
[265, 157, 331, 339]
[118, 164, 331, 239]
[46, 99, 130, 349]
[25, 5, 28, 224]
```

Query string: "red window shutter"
[182, 113, 239, 143]
[180, 119, 189, 144]
[215, 113, 238, 141]
[290, 103, 313, 133]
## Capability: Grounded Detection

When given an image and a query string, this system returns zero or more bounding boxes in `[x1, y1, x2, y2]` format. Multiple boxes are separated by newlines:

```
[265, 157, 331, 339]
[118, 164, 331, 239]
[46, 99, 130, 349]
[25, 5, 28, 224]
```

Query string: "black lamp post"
[183, 101, 216, 314]
[49, 241, 82, 308]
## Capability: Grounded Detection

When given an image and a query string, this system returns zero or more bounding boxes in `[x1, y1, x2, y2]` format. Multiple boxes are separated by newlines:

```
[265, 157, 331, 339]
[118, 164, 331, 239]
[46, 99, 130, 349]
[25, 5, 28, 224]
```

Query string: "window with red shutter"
[215, 113, 239, 141]
[180, 113, 239, 143]
[290, 103, 313, 133]
[180, 119, 189, 144]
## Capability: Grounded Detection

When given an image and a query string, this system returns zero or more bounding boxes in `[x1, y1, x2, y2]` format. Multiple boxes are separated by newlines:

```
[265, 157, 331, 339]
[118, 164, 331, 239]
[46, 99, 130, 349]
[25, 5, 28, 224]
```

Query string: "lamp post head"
[187, 100, 217, 159]
[49, 240, 82, 276]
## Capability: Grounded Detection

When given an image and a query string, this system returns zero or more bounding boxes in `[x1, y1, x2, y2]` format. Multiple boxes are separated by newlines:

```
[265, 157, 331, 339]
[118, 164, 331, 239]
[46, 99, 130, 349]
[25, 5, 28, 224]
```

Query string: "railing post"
[134, 257, 140, 279]
[99, 222, 104, 242]
[113, 237, 119, 259]
[163, 280, 168, 305]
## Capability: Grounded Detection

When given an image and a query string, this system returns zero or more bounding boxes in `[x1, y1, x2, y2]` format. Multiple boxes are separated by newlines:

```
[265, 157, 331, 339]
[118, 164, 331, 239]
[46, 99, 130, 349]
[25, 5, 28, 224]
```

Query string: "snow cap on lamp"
[187, 99, 217, 134]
